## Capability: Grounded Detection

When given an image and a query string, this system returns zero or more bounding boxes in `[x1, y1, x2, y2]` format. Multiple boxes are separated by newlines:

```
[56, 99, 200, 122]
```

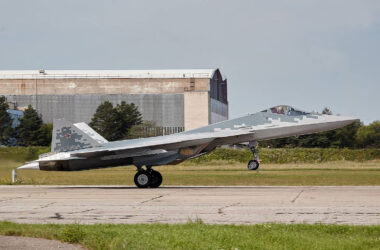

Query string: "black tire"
[150, 170, 163, 188]
[247, 160, 259, 170]
[134, 171, 152, 188]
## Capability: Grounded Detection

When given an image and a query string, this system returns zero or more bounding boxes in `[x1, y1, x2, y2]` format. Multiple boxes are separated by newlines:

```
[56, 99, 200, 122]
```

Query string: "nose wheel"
[248, 141, 260, 171]
[248, 159, 260, 170]
[134, 167, 163, 188]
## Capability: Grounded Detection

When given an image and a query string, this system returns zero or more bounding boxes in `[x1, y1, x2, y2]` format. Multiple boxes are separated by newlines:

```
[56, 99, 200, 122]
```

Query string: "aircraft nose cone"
[340, 118, 358, 127]
[334, 115, 358, 123]
[324, 115, 359, 129]
[18, 162, 40, 170]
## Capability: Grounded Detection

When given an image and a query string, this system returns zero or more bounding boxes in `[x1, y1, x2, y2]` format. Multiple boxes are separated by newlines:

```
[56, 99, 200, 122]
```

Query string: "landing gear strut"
[248, 141, 260, 171]
[134, 166, 163, 188]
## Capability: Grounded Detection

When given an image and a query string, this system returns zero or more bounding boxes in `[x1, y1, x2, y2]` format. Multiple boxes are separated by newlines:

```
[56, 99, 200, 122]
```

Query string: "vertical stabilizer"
[51, 119, 101, 152]
[73, 122, 108, 144]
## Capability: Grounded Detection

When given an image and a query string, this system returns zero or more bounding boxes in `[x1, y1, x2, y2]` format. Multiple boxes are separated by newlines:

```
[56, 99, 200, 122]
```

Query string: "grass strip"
[1, 160, 380, 185]
[1, 147, 379, 164]
[0, 221, 379, 250]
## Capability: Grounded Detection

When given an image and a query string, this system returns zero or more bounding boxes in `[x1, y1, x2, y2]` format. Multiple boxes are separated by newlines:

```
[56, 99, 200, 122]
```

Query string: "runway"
[0, 186, 379, 225]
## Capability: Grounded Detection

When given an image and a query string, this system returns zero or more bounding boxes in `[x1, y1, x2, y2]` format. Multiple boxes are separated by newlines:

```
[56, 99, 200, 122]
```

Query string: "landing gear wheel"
[150, 170, 163, 188]
[247, 160, 259, 170]
[134, 171, 152, 188]
[248, 141, 260, 171]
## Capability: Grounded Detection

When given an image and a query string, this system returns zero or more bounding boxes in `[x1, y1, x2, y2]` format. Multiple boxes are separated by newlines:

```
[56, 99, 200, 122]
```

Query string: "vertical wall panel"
[5, 94, 184, 127]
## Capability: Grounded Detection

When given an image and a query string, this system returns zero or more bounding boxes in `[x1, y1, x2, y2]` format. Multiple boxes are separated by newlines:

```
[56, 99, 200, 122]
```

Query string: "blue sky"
[0, 0, 379, 124]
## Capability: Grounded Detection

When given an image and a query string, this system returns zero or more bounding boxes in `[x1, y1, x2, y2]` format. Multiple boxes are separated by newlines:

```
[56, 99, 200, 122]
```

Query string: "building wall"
[184, 92, 210, 131]
[210, 98, 228, 124]
[0, 73, 228, 131]
[0, 78, 210, 95]
[4, 94, 184, 127]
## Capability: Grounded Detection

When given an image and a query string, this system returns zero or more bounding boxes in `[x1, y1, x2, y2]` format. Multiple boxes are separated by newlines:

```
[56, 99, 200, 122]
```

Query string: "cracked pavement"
[0, 186, 379, 224]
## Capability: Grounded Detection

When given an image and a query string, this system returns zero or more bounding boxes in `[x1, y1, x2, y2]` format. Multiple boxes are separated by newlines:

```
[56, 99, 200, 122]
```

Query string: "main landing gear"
[134, 166, 163, 188]
[248, 141, 260, 171]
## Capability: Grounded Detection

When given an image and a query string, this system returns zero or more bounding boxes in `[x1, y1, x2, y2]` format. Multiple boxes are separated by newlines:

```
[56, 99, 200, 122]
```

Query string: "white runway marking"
[0, 186, 379, 225]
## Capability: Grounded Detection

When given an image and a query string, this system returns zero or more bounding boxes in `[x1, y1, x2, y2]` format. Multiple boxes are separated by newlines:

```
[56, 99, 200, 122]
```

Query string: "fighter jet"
[19, 105, 357, 188]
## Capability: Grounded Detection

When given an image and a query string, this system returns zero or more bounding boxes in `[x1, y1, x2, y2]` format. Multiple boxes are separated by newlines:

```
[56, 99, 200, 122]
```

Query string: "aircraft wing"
[19, 129, 254, 165]
[70, 129, 255, 158]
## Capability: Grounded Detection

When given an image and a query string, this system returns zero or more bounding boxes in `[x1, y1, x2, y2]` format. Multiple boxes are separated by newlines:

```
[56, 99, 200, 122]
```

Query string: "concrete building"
[0, 69, 228, 131]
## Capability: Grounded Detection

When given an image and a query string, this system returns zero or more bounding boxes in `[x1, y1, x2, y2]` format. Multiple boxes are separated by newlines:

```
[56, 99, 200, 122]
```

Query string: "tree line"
[0, 96, 51, 146]
[1, 96, 379, 148]
[89, 101, 142, 141]
[0, 97, 143, 146]
[260, 108, 380, 149]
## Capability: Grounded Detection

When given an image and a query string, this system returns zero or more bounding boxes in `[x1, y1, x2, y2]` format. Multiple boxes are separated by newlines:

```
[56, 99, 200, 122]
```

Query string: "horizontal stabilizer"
[73, 122, 108, 144]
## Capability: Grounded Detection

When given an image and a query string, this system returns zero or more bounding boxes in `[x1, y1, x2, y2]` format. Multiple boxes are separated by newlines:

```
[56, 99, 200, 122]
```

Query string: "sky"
[0, 0, 379, 124]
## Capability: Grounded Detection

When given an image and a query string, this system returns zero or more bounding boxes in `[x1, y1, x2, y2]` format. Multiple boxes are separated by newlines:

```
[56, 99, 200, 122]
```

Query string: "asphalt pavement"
[0, 186, 379, 224]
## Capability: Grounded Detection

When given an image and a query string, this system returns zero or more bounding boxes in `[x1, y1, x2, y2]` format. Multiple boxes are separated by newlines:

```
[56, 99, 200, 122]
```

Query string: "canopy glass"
[262, 105, 310, 116]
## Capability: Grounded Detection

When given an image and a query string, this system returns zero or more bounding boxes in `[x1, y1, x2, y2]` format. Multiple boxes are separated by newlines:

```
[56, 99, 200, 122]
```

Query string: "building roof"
[0, 69, 218, 79]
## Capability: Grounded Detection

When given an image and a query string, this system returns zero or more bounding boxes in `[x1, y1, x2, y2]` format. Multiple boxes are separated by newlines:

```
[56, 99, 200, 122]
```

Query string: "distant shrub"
[1, 146, 379, 164]
[0, 146, 50, 162]
[189, 148, 380, 164]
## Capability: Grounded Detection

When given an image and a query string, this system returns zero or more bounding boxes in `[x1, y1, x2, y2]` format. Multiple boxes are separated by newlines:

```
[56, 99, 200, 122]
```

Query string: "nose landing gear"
[248, 141, 260, 171]
[248, 159, 260, 170]
[134, 166, 163, 188]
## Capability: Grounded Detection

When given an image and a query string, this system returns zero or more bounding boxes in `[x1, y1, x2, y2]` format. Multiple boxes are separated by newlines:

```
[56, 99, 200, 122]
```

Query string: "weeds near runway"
[1, 146, 380, 186]
[1, 147, 380, 164]
[1, 159, 380, 186]
[61, 224, 85, 243]
[0, 221, 379, 250]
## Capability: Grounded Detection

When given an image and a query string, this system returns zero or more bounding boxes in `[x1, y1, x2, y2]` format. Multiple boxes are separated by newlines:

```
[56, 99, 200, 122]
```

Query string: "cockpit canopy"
[261, 105, 310, 116]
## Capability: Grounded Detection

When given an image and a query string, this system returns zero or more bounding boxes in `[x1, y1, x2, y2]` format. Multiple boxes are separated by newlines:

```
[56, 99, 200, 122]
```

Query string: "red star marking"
[66, 134, 71, 138]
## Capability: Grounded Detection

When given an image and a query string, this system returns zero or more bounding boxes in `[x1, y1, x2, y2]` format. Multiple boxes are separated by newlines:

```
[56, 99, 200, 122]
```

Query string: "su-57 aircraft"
[19, 105, 356, 188]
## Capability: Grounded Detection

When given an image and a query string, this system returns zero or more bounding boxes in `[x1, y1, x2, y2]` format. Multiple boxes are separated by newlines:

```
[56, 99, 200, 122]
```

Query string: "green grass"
[1, 147, 380, 164]
[1, 159, 380, 185]
[0, 221, 379, 250]
[189, 148, 380, 164]
[0, 146, 50, 162]
[1, 146, 380, 185]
